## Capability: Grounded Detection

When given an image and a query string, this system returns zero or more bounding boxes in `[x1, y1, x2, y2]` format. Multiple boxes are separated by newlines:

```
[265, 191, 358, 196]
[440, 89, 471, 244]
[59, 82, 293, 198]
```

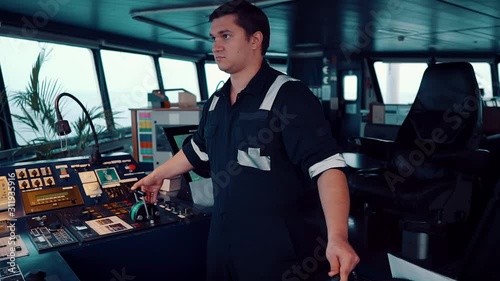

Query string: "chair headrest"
[414, 62, 480, 112]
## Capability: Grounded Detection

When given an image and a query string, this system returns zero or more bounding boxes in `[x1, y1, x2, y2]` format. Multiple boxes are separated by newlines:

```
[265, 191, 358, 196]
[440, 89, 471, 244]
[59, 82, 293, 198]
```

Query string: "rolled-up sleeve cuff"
[182, 139, 209, 167]
[308, 153, 347, 178]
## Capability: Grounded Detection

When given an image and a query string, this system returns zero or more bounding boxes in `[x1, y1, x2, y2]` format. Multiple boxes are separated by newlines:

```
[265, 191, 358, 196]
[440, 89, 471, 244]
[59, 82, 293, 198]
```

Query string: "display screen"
[163, 125, 214, 207]
[164, 125, 205, 183]
[95, 168, 120, 185]
[173, 134, 190, 152]
[172, 134, 202, 182]
[36, 191, 69, 201]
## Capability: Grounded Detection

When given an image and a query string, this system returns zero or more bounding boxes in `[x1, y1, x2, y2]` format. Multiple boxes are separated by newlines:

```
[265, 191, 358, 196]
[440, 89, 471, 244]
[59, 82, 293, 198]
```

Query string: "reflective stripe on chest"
[237, 75, 298, 171]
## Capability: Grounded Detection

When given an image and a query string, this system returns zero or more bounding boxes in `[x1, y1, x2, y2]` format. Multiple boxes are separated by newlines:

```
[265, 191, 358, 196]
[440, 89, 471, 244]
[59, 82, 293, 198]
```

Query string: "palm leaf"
[11, 107, 39, 132]
[39, 78, 64, 132]
[9, 46, 110, 158]
[27, 49, 47, 112]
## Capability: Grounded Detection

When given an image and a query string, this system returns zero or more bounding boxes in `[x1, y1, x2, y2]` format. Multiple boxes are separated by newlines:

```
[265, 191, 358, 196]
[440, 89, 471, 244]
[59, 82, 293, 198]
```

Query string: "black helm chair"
[348, 62, 489, 265]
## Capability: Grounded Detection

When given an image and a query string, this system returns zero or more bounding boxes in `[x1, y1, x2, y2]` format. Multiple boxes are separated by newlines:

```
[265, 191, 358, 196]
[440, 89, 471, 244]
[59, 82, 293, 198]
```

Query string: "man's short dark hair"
[209, 0, 270, 55]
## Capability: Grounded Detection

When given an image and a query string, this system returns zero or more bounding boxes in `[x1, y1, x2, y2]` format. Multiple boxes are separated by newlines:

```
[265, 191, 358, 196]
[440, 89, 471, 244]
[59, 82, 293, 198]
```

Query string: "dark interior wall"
[291, 0, 341, 52]
[287, 56, 322, 86]
[0, 64, 16, 150]
[287, 47, 367, 148]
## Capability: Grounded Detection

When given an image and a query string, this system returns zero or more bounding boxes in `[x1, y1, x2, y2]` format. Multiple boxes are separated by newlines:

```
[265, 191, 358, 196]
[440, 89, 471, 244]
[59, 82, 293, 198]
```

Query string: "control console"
[0, 153, 207, 253]
[2, 154, 143, 218]
[27, 214, 78, 252]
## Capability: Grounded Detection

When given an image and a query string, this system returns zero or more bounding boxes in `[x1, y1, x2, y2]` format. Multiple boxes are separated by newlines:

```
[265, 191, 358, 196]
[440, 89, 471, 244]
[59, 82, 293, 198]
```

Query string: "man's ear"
[251, 31, 263, 51]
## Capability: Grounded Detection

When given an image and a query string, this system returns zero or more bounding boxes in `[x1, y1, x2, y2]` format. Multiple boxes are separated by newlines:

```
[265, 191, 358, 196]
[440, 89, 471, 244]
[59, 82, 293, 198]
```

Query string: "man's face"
[210, 14, 255, 74]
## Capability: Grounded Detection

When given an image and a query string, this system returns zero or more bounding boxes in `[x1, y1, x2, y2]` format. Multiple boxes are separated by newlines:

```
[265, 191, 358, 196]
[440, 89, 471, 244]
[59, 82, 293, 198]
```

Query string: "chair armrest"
[343, 153, 386, 170]
[430, 149, 489, 175]
[347, 136, 394, 161]
[484, 133, 500, 143]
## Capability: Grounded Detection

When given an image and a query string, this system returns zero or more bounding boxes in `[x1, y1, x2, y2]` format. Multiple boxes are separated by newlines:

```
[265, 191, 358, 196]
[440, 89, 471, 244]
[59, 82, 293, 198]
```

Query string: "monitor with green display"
[163, 125, 213, 207]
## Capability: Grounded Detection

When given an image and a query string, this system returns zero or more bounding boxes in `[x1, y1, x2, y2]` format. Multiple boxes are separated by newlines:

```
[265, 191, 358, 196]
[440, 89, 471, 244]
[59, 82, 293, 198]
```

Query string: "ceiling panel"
[0, 0, 500, 57]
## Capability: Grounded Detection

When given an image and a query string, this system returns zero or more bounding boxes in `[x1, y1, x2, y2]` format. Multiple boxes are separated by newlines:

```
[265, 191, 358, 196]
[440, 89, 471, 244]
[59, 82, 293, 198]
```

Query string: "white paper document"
[388, 253, 456, 281]
[86, 216, 133, 235]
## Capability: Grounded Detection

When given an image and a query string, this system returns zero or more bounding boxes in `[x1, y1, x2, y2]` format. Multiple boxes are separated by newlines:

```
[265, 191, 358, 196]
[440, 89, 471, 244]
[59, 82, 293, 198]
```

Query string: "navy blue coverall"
[183, 61, 346, 281]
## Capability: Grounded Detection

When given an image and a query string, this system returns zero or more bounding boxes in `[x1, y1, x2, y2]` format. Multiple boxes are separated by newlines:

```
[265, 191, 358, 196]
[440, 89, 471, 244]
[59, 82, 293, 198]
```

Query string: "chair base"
[398, 220, 455, 270]
[401, 230, 429, 260]
[362, 204, 455, 269]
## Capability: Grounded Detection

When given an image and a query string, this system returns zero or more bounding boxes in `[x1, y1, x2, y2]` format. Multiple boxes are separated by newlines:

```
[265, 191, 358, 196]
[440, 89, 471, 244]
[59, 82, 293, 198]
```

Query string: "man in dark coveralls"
[132, 1, 359, 280]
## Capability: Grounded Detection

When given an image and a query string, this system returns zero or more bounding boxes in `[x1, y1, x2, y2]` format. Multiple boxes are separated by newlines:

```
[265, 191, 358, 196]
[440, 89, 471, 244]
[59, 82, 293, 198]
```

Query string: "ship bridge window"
[101, 50, 158, 128]
[159, 58, 200, 102]
[468, 63, 492, 99]
[204, 63, 230, 96]
[343, 75, 358, 101]
[375, 61, 493, 105]
[0, 36, 102, 146]
[374, 62, 428, 105]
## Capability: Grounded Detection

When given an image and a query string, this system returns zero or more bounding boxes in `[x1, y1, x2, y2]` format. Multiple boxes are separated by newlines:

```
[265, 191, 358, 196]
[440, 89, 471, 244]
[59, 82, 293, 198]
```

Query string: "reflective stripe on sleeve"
[308, 153, 347, 178]
[191, 138, 209, 161]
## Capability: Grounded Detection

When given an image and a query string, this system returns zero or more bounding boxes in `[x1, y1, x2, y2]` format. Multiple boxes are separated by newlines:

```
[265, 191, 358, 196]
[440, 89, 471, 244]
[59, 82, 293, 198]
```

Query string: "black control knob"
[25, 270, 46, 281]
[82, 211, 92, 220]
[49, 222, 61, 231]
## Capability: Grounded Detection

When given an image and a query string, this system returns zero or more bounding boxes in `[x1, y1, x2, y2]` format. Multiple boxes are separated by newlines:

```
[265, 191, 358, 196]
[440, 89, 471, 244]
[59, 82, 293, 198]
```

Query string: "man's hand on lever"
[131, 172, 163, 204]
[326, 236, 359, 281]
[131, 149, 195, 204]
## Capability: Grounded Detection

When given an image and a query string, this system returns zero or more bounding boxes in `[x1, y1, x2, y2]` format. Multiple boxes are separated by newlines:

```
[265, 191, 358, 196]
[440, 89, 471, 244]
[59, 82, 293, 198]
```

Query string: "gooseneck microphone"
[54, 92, 102, 165]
